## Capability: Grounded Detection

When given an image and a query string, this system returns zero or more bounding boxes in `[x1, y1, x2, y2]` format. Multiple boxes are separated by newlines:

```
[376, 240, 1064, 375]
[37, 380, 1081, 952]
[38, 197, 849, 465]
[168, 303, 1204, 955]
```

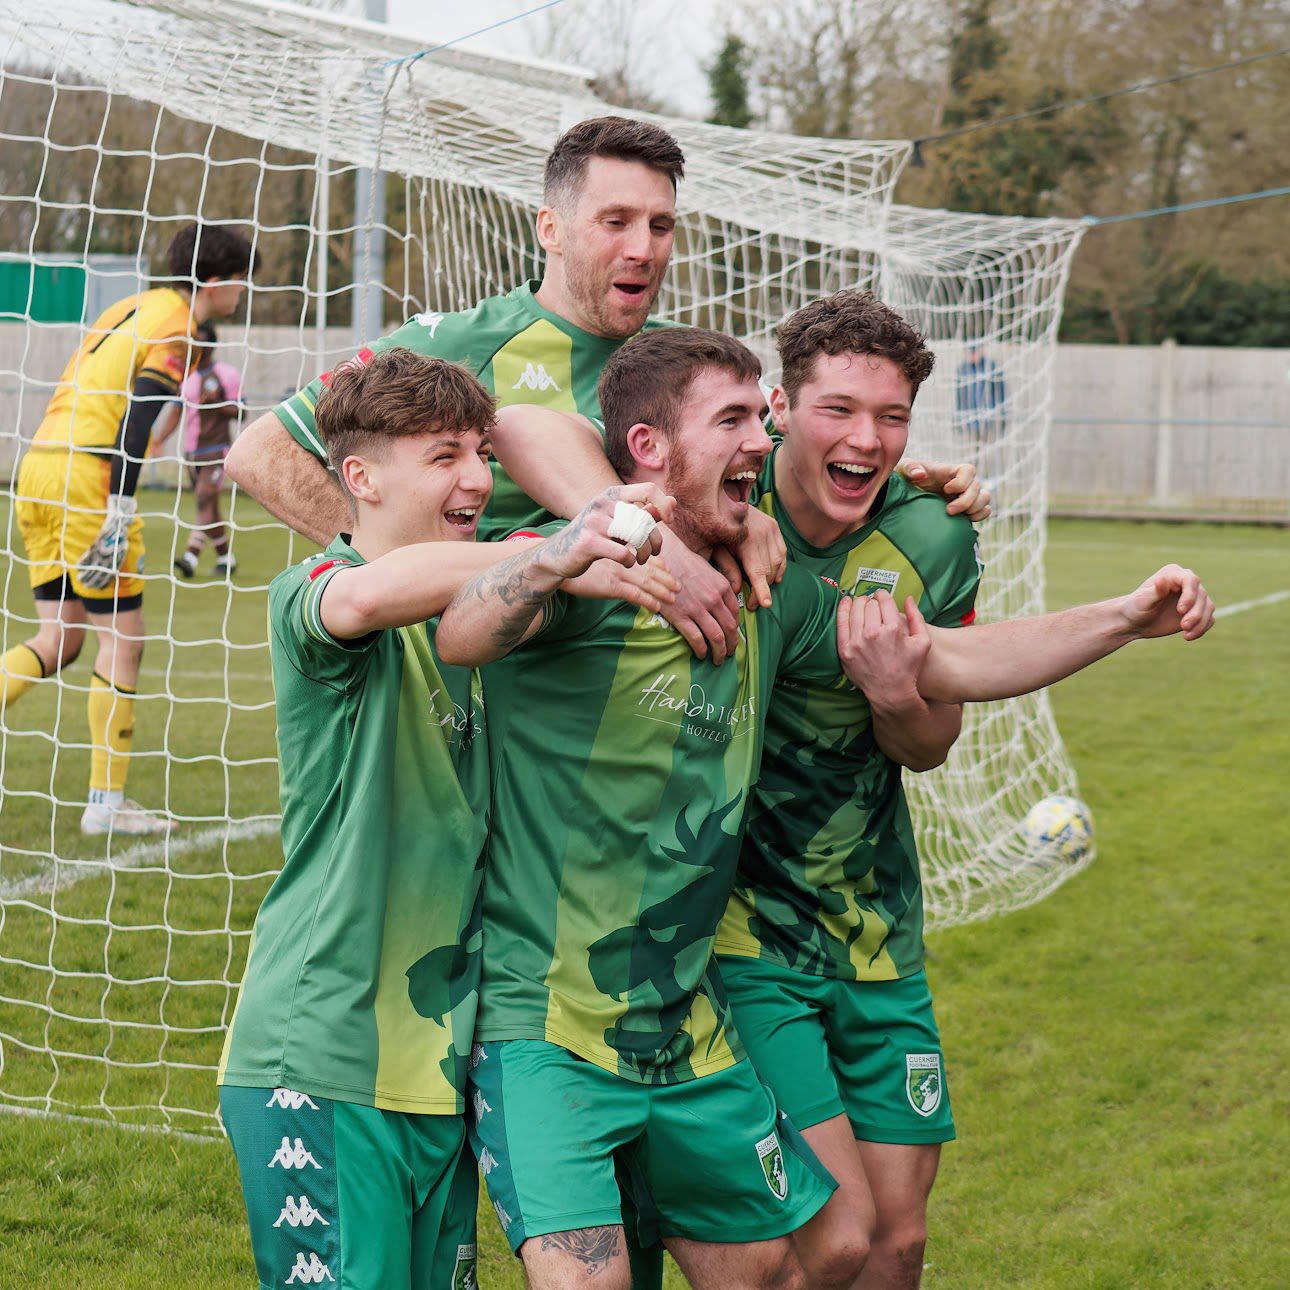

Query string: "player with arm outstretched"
[2, 222, 256, 835]
[217, 346, 670, 1290]
[439, 325, 1212, 1290]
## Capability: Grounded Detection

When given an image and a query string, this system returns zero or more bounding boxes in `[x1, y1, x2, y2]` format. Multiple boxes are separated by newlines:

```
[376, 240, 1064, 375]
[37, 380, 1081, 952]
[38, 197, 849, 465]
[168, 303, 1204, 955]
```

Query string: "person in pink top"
[152, 324, 243, 577]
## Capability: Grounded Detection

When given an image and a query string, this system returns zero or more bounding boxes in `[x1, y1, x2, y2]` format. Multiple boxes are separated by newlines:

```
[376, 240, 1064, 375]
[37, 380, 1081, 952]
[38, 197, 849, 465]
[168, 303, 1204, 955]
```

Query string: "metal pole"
[1153, 338, 1176, 508]
[315, 152, 330, 366]
[353, 0, 387, 349]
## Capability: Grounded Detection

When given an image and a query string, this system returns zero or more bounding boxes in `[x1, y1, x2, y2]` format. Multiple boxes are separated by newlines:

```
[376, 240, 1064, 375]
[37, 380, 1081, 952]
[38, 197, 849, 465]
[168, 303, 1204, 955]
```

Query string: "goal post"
[0, 0, 1086, 1134]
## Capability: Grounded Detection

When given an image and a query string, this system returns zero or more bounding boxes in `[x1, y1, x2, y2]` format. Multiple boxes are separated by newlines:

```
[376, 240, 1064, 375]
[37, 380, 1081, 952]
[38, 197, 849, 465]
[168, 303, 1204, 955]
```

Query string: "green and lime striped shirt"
[715, 448, 981, 980]
[475, 556, 847, 1084]
[218, 536, 489, 1113]
[274, 281, 672, 542]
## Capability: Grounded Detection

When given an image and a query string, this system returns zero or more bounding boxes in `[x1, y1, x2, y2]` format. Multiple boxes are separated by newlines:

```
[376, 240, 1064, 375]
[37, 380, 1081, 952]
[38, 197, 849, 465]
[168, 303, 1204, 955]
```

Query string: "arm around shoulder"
[225, 412, 348, 546]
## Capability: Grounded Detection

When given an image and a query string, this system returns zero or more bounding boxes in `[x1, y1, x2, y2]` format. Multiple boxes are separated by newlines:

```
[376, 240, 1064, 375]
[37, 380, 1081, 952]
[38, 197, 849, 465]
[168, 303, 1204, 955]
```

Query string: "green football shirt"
[273, 281, 671, 541]
[715, 446, 981, 981]
[475, 559, 848, 1085]
[218, 536, 489, 1114]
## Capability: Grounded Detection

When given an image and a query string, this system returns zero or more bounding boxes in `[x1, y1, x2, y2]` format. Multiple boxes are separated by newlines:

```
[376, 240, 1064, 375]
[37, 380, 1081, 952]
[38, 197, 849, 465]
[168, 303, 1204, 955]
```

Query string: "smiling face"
[660, 368, 774, 553]
[350, 428, 494, 547]
[539, 156, 676, 339]
[773, 351, 913, 547]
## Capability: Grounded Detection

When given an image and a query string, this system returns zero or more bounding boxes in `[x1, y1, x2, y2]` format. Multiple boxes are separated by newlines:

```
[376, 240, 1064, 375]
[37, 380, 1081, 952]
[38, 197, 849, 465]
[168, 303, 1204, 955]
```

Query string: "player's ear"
[341, 454, 378, 505]
[535, 205, 562, 256]
[768, 384, 791, 431]
[626, 422, 667, 472]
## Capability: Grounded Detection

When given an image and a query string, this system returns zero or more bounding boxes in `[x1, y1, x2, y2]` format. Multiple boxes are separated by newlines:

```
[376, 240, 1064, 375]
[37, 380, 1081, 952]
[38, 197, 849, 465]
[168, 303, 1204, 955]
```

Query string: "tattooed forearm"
[446, 534, 571, 653]
[538, 1226, 624, 1275]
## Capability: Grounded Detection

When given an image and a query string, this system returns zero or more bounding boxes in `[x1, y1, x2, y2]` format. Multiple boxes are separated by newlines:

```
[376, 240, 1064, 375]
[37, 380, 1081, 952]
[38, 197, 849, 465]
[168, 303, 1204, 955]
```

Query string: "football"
[1021, 794, 1095, 863]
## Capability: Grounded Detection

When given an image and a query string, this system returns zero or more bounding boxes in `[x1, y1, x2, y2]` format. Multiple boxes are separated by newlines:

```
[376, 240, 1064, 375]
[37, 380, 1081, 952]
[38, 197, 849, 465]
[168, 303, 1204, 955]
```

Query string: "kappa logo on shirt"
[285, 1251, 335, 1283]
[511, 362, 561, 392]
[273, 1194, 330, 1228]
[412, 311, 446, 337]
[268, 1136, 321, 1170]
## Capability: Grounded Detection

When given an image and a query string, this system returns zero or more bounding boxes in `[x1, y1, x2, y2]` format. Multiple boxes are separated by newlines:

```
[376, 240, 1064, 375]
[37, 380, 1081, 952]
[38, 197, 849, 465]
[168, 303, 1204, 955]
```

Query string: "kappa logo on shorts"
[452, 1243, 479, 1290]
[906, 1053, 943, 1117]
[285, 1251, 335, 1283]
[268, 1136, 322, 1170]
[472, 1089, 491, 1121]
[266, 1088, 319, 1111]
[755, 1132, 789, 1201]
[273, 1194, 329, 1228]
[469, 1042, 488, 1070]
[477, 1145, 499, 1176]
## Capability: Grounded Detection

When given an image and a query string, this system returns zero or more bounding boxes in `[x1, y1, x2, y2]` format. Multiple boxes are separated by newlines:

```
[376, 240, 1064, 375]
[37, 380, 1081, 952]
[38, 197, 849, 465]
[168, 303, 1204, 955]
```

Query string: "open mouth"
[827, 462, 877, 496]
[613, 281, 649, 300]
[443, 506, 479, 534]
[722, 469, 757, 506]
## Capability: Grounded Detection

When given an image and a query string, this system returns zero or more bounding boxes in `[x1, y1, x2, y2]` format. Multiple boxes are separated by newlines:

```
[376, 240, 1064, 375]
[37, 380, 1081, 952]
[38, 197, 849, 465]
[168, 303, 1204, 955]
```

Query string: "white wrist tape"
[607, 501, 657, 551]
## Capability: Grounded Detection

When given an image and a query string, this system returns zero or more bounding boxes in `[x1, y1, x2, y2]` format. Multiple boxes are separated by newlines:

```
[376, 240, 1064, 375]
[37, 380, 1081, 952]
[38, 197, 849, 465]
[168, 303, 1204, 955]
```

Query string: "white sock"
[88, 788, 125, 809]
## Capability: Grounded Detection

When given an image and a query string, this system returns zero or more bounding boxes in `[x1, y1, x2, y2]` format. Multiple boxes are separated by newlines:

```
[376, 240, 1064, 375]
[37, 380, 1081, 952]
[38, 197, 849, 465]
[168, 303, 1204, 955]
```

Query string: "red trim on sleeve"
[960, 608, 976, 626]
[307, 558, 349, 581]
[320, 347, 376, 387]
[505, 530, 543, 542]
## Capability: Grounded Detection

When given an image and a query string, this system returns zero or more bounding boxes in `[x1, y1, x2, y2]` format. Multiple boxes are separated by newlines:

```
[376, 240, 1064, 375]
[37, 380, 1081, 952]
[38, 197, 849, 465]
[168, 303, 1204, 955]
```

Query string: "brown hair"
[167, 222, 259, 283]
[777, 291, 935, 405]
[315, 347, 496, 496]
[544, 116, 686, 213]
[599, 328, 762, 477]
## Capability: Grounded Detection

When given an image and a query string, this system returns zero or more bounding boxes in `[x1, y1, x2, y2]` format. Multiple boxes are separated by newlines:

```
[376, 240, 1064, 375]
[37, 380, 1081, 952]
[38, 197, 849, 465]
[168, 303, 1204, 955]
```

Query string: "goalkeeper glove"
[77, 495, 137, 591]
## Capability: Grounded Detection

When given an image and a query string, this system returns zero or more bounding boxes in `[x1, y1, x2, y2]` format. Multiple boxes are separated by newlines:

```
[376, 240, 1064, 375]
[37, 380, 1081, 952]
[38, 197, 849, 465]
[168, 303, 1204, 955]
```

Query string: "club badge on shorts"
[756, 1132, 789, 1200]
[906, 1053, 943, 1117]
[452, 1242, 478, 1290]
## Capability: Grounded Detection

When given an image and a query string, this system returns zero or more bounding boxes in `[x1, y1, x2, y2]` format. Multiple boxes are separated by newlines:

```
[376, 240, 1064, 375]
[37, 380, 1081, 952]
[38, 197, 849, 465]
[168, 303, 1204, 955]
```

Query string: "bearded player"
[226, 115, 989, 665]
[434, 327, 1212, 1290]
[217, 346, 673, 1290]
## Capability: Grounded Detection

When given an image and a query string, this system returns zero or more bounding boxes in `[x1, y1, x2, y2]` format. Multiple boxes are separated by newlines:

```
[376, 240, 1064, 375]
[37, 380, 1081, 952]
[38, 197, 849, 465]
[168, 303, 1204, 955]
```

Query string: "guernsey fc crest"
[850, 566, 899, 596]
[906, 1053, 943, 1117]
[452, 1243, 478, 1290]
[755, 1132, 789, 1200]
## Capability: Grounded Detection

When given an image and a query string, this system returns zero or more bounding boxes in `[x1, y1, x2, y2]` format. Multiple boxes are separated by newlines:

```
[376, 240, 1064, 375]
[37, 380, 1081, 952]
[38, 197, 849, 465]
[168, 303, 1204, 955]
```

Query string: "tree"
[707, 35, 753, 129]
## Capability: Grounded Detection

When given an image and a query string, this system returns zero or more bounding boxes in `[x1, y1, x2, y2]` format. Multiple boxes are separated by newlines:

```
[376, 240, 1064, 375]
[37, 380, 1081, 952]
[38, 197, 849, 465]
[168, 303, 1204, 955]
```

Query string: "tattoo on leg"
[539, 1226, 623, 1275]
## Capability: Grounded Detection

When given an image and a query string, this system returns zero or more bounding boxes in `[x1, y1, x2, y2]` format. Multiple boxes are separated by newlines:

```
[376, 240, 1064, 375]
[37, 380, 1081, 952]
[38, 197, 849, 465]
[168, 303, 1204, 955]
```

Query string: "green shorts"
[219, 1085, 478, 1290]
[718, 957, 956, 1146]
[467, 1039, 835, 1252]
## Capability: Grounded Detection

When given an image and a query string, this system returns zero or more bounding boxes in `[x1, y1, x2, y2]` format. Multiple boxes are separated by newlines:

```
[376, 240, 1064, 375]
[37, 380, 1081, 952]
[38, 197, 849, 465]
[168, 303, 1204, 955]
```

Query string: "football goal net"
[0, 0, 1087, 1133]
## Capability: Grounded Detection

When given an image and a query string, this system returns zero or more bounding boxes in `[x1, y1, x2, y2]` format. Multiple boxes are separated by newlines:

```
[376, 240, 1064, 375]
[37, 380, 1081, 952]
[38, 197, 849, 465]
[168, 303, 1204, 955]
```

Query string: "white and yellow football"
[1021, 794, 1094, 863]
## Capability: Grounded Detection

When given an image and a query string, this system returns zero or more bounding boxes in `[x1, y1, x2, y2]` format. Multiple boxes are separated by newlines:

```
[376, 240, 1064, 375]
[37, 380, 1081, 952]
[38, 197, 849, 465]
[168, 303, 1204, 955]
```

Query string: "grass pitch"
[0, 501, 1286, 1287]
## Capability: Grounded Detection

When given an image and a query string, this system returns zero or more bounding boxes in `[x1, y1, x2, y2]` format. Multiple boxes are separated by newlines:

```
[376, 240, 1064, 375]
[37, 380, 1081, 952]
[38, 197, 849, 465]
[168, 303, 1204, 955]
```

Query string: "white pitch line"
[0, 819, 278, 902]
[1213, 589, 1290, 619]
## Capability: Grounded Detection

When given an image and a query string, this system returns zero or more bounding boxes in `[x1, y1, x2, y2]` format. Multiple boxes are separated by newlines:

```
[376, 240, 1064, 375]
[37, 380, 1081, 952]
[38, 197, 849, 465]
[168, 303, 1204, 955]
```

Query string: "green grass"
[1, 513, 1286, 1286]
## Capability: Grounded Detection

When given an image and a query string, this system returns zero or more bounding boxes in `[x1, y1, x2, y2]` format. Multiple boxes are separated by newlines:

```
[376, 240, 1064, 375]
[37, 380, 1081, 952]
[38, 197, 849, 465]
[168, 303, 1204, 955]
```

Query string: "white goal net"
[0, 0, 1086, 1133]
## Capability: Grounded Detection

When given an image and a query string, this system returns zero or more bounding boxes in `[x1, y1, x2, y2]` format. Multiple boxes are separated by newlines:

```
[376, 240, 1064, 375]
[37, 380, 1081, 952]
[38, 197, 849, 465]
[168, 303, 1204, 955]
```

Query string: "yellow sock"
[88, 672, 136, 793]
[1, 644, 44, 711]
